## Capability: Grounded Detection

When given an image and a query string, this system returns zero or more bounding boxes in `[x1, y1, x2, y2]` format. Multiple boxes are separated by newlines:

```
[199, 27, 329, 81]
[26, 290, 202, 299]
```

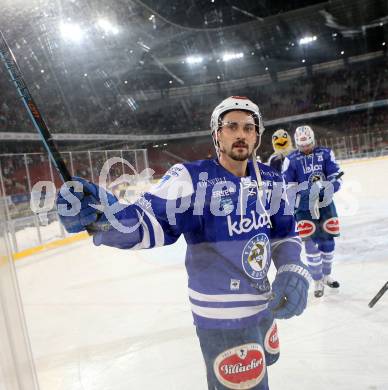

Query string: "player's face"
[217, 111, 257, 161]
[298, 143, 314, 154]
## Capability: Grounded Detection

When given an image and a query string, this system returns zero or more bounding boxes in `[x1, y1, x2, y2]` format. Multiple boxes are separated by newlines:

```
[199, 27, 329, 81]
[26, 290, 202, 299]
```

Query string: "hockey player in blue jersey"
[282, 125, 343, 298]
[56, 96, 310, 390]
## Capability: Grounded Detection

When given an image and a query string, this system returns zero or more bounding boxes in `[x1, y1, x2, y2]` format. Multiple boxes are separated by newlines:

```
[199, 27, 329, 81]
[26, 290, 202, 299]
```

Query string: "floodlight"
[126, 97, 137, 111]
[60, 22, 84, 43]
[186, 55, 204, 64]
[138, 41, 150, 52]
[222, 52, 244, 62]
[299, 36, 317, 45]
[97, 19, 119, 35]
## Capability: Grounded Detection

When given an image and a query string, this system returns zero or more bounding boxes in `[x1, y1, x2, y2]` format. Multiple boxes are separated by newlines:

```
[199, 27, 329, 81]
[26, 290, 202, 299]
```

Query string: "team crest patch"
[213, 343, 266, 389]
[242, 233, 271, 280]
[308, 171, 326, 185]
[264, 321, 280, 355]
[323, 217, 340, 235]
[297, 220, 316, 238]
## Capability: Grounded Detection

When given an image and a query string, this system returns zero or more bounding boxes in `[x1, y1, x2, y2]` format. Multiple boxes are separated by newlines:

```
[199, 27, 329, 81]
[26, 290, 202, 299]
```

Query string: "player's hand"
[56, 177, 117, 233]
[268, 264, 310, 319]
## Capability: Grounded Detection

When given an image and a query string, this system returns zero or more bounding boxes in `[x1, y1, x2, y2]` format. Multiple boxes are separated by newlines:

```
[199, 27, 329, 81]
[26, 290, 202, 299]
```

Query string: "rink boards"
[12, 155, 388, 261]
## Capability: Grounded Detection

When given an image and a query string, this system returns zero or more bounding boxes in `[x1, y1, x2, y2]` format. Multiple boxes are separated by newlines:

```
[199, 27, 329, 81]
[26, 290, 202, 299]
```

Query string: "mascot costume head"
[271, 129, 294, 156]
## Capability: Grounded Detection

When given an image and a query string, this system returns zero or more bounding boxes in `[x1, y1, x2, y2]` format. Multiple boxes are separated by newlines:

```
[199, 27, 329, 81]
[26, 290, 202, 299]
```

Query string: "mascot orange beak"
[272, 136, 289, 151]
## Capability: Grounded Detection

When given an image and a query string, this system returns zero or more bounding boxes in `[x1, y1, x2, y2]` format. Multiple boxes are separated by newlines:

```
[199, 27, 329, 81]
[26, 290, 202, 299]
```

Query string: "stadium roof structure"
[1, 0, 387, 90]
[0, 0, 387, 146]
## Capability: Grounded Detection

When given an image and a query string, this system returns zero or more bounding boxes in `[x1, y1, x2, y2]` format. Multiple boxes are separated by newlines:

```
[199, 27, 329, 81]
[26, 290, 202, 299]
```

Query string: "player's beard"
[222, 141, 252, 161]
[299, 144, 314, 155]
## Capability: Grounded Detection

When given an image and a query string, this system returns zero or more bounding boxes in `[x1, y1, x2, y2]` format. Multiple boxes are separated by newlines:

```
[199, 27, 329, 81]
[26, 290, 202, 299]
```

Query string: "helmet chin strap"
[212, 130, 221, 158]
[252, 134, 263, 190]
[251, 135, 273, 228]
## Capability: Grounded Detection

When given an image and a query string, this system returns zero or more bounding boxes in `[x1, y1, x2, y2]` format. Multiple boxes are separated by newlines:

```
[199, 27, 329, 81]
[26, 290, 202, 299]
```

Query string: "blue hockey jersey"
[93, 159, 303, 329]
[282, 147, 342, 193]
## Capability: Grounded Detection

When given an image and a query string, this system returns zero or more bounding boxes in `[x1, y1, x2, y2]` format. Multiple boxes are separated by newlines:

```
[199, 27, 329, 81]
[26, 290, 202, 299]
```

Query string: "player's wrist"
[276, 264, 311, 285]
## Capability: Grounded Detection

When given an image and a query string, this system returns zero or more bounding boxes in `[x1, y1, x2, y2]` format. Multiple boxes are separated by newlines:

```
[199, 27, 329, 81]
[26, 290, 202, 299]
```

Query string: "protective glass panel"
[1, 1, 387, 389]
[0, 198, 39, 390]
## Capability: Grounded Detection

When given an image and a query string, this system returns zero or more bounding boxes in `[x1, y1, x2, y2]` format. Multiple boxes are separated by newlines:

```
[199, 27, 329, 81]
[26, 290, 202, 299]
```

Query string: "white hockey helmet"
[210, 96, 265, 136]
[210, 96, 267, 200]
[294, 125, 315, 148]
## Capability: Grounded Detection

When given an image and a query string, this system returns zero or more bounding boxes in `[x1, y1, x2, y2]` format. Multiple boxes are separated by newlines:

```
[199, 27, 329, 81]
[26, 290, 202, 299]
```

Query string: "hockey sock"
[304, 238, 322, 281]
[321, 251, 334, 276]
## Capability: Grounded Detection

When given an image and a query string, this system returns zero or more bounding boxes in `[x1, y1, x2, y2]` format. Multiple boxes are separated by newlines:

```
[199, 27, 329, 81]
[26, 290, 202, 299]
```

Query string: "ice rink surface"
[15, 157, 388, 390]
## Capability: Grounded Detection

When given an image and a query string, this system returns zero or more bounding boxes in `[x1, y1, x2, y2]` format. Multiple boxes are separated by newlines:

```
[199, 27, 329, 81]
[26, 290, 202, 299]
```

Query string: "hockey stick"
[0, 31, 72, 183]
[332, 171, 344, 182]
[0, 31, 103, 233]
[368, 281, 388, 308]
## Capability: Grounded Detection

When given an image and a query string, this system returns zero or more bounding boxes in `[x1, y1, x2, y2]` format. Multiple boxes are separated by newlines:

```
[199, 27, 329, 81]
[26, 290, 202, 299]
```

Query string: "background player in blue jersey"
[282, 125, 343, 298]
[56, 97, 310, 390]
[267, 129, 295, 173]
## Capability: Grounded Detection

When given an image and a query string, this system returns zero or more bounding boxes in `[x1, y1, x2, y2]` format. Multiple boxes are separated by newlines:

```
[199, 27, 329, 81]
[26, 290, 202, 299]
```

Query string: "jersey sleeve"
[93, 163, 198, 249]
[325, 149, 343, 192]
[281, 156, 296, 184]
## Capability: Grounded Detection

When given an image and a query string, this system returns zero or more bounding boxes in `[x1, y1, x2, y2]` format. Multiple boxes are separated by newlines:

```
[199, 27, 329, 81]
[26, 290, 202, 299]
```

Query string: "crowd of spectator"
[1, 57, 387, 137]
[258, 60, 388, 119]
[1, 55, 388, 204]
